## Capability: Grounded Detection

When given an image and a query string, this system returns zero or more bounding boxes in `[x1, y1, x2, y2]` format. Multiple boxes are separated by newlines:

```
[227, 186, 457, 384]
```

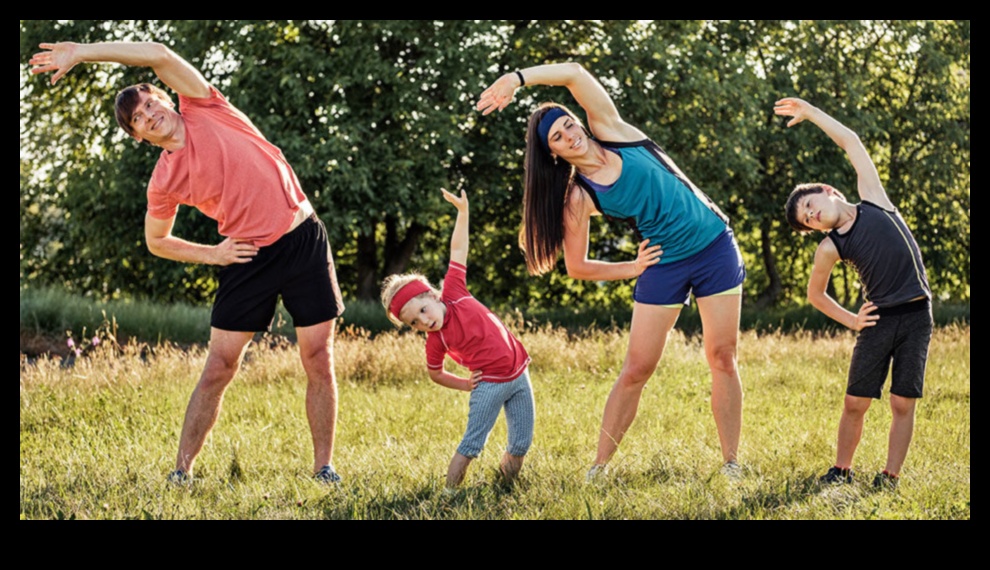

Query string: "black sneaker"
[872, 471, 899, 490]
[315, 464, 341, 484]
[819, 466, 853, 485]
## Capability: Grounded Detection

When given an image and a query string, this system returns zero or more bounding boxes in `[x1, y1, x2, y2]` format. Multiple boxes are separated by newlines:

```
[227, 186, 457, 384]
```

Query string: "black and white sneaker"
[314, 464, 342, 484]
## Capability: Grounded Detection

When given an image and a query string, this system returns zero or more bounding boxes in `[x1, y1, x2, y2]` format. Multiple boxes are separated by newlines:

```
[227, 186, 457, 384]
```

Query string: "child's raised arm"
[441, 188, 469, 266]
[774, 97, 893, 210]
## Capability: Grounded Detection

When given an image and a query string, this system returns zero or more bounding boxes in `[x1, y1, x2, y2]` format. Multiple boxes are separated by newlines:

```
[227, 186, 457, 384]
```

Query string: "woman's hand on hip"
[634, 239, 663, 275]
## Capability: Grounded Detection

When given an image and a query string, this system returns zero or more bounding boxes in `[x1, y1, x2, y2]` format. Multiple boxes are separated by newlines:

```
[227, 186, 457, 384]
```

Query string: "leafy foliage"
[20, 20, 970, 309]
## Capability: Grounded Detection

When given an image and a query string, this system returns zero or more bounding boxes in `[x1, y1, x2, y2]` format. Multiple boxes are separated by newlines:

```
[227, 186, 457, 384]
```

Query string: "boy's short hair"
[380, 273, 440, 327]
[784, 183, 846, 233]
[114, 83, 173, 137]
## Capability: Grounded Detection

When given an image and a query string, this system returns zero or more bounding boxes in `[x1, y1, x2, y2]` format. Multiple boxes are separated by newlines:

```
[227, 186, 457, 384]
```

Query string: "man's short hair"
[114, 83, 172, 137]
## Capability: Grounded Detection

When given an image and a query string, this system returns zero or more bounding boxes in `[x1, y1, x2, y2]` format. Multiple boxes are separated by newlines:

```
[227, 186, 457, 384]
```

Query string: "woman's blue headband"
[537, 107, 569, 154]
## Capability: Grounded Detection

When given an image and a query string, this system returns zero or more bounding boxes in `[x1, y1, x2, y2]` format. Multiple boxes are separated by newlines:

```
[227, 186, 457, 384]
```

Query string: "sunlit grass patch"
[21, 324, 969, 519]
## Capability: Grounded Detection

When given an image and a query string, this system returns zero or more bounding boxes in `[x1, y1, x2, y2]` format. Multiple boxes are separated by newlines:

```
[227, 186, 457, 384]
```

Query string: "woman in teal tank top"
[477, 62, 745, 480]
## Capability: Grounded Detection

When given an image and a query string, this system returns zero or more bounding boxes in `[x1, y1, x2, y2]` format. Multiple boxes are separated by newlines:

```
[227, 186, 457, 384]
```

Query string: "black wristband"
[515, 70, 525, 87]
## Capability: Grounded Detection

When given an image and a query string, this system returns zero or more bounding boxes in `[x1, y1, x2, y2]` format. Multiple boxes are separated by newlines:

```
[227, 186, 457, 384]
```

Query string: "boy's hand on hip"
[852, 301, 880, 331]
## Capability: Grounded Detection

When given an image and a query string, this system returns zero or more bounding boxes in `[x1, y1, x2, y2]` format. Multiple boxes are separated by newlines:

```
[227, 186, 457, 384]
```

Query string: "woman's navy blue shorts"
[633, 228, 746, 306]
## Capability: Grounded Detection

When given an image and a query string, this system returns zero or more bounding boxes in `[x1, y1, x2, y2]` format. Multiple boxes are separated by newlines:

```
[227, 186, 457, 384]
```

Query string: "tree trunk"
[383, 215, 423, 276]
[355, 229, 379, 302]
[754, 219, 782, 308]
[355, 217, 425, 301]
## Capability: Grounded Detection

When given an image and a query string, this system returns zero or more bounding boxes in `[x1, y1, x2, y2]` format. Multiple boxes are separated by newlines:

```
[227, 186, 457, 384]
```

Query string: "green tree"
[20, 20, 969, 313]
[758, 20, 970, 305]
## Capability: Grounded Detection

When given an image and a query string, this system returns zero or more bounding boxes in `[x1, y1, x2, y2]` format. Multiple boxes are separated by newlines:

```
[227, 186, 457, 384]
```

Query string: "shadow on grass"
[311, 471, 524, 520]
[709, 471, 878, 520]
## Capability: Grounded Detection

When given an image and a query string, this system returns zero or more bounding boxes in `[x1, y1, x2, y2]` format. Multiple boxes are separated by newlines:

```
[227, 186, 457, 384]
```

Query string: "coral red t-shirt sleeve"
[425, 333, 446, 371]
[441, 261, 470, 302]
[177, 85, 226, 111]
[146, 174, 179, 220]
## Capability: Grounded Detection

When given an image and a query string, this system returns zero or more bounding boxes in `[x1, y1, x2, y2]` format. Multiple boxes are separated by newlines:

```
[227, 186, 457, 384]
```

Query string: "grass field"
[20, 322, 970, 520]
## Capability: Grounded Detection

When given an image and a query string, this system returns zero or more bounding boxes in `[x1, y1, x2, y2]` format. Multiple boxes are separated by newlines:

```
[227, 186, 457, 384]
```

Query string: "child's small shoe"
[872, 471, 899, 490]
[167, 469, 191, 486]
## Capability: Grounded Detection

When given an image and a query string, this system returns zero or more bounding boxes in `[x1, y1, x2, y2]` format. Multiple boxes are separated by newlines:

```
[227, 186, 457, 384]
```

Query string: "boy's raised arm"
[441, 188, 469, 266]
[30, 41, 210, 99]
[774, 97, 893, 210]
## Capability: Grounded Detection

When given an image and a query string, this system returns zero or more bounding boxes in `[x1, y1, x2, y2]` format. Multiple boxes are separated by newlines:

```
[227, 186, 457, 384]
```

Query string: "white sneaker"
[720, 460, 743, 480]
[586, 464, 608, 482]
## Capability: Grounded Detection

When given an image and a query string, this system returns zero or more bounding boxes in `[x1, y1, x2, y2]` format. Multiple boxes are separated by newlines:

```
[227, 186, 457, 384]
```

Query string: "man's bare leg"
[174, 328, 253, 475]
[297, 319, 338, 476]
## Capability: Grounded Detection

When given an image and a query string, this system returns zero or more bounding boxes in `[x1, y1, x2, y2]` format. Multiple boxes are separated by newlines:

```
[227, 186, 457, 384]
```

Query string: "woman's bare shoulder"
[565, 183, 598, 218]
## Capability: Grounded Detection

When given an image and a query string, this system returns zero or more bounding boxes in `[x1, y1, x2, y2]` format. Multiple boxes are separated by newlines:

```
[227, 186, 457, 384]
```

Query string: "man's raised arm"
[30, 41, 210, 99]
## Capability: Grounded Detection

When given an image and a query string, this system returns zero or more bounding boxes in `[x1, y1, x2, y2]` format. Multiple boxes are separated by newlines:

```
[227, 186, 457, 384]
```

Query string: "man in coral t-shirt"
[30, 41, 346, 485]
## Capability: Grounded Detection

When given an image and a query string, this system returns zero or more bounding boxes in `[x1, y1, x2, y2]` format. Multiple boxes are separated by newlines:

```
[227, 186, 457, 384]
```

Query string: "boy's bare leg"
[836, 395, 872, 468]
[885, 394, 917, 475]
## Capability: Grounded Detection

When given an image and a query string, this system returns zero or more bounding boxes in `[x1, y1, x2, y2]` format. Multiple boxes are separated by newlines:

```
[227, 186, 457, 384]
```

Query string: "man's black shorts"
[211, 214, 345, 332]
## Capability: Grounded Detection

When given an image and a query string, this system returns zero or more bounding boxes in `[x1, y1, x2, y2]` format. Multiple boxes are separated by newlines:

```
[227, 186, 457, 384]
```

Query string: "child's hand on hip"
[468, 370, 483, 391]
[852, 301, 880, 331]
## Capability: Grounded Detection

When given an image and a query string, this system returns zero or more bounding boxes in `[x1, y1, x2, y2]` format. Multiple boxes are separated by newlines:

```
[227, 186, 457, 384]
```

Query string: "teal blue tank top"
[575, 140, 728, 264]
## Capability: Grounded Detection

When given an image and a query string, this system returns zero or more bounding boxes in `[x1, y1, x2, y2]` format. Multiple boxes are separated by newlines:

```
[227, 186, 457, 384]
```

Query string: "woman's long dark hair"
[520, 103, 580, 275]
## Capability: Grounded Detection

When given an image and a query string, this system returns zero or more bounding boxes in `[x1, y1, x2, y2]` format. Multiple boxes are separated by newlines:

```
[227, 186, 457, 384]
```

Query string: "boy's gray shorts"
[847, 299, 933, 399]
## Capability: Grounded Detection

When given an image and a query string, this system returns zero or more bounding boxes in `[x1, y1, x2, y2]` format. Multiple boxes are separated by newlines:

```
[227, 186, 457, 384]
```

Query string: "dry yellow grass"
[20, 324, 969, 519]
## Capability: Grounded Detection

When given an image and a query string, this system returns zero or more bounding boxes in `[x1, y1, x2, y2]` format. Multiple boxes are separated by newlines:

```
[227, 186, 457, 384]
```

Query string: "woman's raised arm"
[476, 62, 644, 142]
